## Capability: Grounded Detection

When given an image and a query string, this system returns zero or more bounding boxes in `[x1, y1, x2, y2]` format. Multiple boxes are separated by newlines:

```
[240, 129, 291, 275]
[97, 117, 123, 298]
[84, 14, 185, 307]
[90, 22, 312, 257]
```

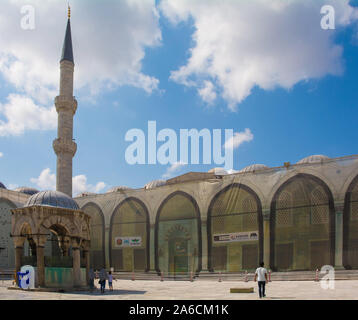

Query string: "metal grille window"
[210, 185, 260, 272]
[276, 191, 293, 227]
[273, 176, 332, 271]
[110, 198, 148, 272]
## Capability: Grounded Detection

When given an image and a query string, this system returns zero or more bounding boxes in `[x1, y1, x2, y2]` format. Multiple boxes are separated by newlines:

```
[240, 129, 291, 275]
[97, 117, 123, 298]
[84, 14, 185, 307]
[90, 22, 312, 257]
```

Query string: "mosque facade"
[0, 12, 358, 276]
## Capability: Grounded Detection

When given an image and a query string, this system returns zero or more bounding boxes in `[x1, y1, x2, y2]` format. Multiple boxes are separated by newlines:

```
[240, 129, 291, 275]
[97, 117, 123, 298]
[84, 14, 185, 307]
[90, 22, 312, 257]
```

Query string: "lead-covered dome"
[25, 190, 79, 210]
[144, 180, 166, 190]
[15, 187, 39, 196]
[239, 164, 268, 173]
[106, 186, 132, 193]
[208, 168, 228, 175]
[0, 182, 6, 189]
[297, 155, 330, 164]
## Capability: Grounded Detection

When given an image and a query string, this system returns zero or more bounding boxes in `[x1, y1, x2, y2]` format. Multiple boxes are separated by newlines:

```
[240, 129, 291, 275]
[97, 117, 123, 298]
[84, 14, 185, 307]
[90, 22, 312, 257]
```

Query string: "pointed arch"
[207, 183, 263, 272]
[81, 202, 106, 269]
[155, 191, 202, 275]
[109, 197, 150, 272]
[270, 173, 335, 271]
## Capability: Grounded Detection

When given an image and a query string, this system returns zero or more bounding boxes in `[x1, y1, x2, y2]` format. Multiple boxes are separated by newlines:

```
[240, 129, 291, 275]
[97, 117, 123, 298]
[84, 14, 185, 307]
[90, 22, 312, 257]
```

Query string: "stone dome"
[0, 182, 6, 189]
[77, 192, 96, 197]
[239, 164, 269, 173]
[297, 155, 330, 164]
[106, 186, 132, 193]
[144, 180, 166, 190]
[14, 187, 39, 196]
[25, 190, 79, 210]
[208, 168, 228, 175]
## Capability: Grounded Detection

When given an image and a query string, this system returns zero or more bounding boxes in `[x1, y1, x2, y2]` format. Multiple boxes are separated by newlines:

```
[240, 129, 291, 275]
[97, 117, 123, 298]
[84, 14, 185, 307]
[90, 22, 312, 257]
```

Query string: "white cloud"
[30, 168, 56, 190]
[31, 168, 106, 197]
[0, 0, 161, 136]
[224, 128, 254, 150]
[72, 175, 106, 197]
[0, 94, 57, 136]
[160, 0, 358, 110]
[162, 161, 187, 178]
[0, 152, 3, 158]
[198, 80, 216, 105]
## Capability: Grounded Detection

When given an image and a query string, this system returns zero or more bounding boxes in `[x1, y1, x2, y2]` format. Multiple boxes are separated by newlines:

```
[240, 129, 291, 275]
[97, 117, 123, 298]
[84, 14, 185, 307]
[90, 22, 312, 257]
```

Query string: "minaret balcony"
[53, 138, 77, 157]
[54, 96, 78, 114]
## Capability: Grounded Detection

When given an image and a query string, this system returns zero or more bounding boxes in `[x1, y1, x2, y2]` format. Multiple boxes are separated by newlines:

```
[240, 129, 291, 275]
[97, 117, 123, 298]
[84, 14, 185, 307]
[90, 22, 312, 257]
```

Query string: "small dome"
[0, 182, 6, 189]
[144, 180, 166, 190]
[297, 155, 330, 164]
[25, 190, 79, 210]
[208, 168, 228, 175]
[14, 187, 39, 196]
[106, 186, 131, 193]
[239, 164, 268, 173]
[77, 192, 96, 197]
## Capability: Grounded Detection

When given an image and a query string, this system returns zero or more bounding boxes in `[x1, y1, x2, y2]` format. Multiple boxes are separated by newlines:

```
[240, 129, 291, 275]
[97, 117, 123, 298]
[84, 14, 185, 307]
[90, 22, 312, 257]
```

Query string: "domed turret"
[106, 186, 132, 193]
[297, 155, 330, 164]
[144, 180, 166, 190]
[208, 168, 228, 175]
[25, 190, 79, 210]
[239, 164, 268, 173]
[14, 187, 40, 196]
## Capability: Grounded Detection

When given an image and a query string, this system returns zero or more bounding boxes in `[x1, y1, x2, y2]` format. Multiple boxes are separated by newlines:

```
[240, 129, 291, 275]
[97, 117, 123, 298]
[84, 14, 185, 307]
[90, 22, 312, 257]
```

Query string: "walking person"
[99, 268, 108, 294]
[89, 268, 95, 292]
[254, 262, 268, 299]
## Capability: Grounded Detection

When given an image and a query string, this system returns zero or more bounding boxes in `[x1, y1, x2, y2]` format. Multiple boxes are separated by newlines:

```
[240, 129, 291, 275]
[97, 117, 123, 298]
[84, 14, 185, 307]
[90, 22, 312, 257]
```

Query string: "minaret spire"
[53, 7, 78, 197]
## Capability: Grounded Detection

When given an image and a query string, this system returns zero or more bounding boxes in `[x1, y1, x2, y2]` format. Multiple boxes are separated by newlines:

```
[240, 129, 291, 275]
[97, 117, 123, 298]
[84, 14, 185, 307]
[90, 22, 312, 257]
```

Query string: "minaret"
[53, 6, 77, 197]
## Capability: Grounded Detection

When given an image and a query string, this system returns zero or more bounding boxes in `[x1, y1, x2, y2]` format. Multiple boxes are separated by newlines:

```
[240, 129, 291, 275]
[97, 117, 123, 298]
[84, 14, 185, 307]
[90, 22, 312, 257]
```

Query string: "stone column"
[34, 235, 47, 288]
[105, 226, 110, 269]
[149, 224, 155, 271]
[36, 246, 45, 287]
[72, 238, 81, 287]
[82, 240, 90, 285]
[14, 237, 25, 274]
[335, 201, 345, 269]
[263, 209, 271, 268]
[201, 220, 208, 271]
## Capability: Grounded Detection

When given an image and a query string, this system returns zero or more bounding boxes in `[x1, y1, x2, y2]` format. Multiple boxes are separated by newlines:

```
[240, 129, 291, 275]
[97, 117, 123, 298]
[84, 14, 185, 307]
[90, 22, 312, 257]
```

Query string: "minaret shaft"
[53, 18, 77, 197]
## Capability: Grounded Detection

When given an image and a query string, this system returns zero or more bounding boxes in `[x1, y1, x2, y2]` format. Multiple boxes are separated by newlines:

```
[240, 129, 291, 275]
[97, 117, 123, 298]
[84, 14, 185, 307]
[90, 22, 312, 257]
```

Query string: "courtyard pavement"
[0, 279, 357, 300]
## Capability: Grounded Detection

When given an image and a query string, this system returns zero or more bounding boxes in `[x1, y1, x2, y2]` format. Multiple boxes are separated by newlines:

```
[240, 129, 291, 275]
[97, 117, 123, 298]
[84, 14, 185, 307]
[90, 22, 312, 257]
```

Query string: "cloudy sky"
[0, 0, 358, 196]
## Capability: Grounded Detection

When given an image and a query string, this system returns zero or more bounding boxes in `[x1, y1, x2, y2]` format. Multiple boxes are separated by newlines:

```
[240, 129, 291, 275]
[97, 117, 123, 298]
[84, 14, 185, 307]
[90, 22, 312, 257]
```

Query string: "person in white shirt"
[254, 262, 268, 298]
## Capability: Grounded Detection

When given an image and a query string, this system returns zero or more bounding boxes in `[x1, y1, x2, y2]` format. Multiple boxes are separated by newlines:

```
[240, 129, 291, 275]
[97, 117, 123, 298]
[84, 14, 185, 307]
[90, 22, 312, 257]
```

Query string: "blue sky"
[0, 0, 357, 195]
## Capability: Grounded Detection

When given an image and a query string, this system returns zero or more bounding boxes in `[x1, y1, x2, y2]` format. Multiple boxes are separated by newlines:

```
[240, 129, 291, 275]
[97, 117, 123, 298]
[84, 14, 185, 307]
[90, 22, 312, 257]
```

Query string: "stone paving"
[0, 279, 357, 300]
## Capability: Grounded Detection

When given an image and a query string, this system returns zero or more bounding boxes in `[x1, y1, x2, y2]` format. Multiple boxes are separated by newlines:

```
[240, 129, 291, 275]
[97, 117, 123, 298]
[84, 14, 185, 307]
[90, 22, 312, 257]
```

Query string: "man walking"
[254, 262, 268, 298]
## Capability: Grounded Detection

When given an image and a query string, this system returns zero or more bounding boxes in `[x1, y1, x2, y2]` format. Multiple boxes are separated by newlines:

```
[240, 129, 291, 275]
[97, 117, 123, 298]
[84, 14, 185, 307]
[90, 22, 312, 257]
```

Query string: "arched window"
[82, 203, 105, 270]
[110, 198, 149, 272]
[208, 184, 263, 272]
[155, 192, 201, 276]
[270, 174, 335, 271]
[343, 175, 358, 269]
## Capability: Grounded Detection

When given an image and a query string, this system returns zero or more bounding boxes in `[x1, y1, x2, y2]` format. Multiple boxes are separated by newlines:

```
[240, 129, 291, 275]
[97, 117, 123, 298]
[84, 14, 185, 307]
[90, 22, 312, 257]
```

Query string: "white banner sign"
[213, 231, 259, 243]
[115, 237, 142, 247]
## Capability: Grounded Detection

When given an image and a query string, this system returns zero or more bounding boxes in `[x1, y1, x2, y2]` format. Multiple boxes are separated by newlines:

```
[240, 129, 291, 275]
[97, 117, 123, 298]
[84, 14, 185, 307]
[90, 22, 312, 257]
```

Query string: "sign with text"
[213, 231, 259, 243]
[115, 237, 142, 248]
